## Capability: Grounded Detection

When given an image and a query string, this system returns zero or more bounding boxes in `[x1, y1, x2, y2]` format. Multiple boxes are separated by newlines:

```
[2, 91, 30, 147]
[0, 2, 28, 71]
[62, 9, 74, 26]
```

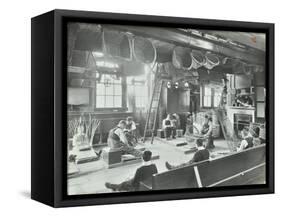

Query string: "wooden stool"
[176, 129, 184, 137]
[102, 147, 122, 165]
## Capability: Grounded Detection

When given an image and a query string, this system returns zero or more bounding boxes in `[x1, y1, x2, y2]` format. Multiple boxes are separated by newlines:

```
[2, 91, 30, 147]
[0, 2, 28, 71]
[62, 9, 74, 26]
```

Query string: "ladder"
[143, 77, 164, 144]
[216, 108, 238, 151]
[215, 86, 239, 151]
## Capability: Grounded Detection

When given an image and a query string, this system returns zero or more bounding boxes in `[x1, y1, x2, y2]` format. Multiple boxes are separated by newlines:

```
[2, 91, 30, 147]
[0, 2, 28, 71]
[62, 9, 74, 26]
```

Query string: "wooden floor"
[67, 137, 232, 195]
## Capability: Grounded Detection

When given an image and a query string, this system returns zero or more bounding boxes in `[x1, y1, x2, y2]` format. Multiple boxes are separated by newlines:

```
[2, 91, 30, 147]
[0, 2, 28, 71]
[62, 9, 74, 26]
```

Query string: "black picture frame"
[31, 9, 274, 207]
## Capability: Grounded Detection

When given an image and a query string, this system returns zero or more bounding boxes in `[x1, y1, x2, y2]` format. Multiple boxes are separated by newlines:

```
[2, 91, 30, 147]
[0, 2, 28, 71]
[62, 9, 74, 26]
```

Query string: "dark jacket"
[190, 148, 210, 164]
[132, 164, 158, 190]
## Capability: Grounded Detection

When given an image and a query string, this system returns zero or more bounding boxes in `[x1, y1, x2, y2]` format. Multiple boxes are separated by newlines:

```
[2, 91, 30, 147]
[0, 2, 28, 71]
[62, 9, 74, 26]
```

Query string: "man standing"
[107, 120, 142, 157]
[165, 138, 209, 170]
[105, 151, 158, 191]
[185, 112, 194, 135]
[201, 115, 215, 149]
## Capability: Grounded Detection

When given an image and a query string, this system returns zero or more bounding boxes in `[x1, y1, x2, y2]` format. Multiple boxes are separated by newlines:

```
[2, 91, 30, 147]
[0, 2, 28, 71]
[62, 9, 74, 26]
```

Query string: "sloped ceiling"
[203, 31, 266, 51]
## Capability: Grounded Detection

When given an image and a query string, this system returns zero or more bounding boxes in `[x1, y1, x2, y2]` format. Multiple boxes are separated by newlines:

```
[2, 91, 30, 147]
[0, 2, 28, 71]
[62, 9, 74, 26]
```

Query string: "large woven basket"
[74, 27, 103, 52]
[133, 36, 156, 64]
[103, 30, 131, 60]
[205, 52, 220, 70]
[172, 46, 192, 69]
[190, 50, 206, 69]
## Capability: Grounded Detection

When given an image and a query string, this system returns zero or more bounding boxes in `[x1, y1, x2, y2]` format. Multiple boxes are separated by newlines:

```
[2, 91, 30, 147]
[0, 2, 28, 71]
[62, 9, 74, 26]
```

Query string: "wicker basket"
[103, 30, 131, 60]
[172, 46, 192, 69]
[205, 52, 220, 70]
[190, 50, 206, 69]
[74, 28, 103, 52]
[133, 36, 156, 64]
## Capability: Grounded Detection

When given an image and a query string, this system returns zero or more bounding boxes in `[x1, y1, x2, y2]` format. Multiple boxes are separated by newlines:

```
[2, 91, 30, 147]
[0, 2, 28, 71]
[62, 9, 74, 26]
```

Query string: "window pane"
[96, 95, 105, 108]
[105, 85, 114, 95]
[113, 77, 122, 84]
[136, 97, 146, 108]
[135, 97, 141, 107]
[96, 83, 104, 95]
[105, 96, 114, 107]
[204, 96, 211, 107]
[204, 86, 212, 95]
[114, 84, 122, 95]
[114, 96, 122, 107]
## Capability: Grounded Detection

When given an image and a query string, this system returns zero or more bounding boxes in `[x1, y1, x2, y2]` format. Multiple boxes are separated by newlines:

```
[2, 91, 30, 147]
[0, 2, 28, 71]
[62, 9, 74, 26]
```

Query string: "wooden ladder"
[216, 86, 239, 151]
[143, 76, 164, 144]
[216, 109, 238, 151]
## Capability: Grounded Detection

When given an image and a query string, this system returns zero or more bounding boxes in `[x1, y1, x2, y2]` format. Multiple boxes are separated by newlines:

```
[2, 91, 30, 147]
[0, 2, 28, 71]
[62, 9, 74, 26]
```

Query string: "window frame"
[94, 73, 128, 112]
[201, 84, 222, 108]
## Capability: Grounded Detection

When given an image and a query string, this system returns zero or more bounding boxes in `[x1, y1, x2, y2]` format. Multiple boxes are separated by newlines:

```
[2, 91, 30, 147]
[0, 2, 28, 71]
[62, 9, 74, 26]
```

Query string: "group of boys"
[105, 115, 264, 193]
[71, 114, 263, 193]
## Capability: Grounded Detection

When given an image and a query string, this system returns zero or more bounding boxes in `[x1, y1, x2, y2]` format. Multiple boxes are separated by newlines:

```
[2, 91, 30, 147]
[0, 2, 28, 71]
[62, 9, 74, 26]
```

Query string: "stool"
[176, 129, 184, 137]
[102, 147, 122, 165]
[157, 129, 165, 138]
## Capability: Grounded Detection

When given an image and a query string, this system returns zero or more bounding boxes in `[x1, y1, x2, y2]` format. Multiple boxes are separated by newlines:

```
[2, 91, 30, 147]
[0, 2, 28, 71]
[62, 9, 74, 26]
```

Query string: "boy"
[165, 138, 209, 170]
[105, 151, 158, 191]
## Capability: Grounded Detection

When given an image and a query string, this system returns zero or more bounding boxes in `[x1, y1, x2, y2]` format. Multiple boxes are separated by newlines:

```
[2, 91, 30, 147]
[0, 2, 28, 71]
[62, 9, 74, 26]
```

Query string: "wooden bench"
[140, 145, 266, 190]
[102, 147, 160, 169]
[198, 144, 266, 187]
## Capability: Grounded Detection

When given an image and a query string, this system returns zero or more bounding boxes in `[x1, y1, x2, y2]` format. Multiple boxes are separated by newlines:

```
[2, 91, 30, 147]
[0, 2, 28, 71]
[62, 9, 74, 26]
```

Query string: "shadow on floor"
[19, 190, 31, 199]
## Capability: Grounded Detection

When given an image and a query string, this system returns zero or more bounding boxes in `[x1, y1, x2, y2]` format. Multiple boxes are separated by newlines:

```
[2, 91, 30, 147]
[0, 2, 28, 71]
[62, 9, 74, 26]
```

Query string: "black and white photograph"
[67, 22, 267, 195]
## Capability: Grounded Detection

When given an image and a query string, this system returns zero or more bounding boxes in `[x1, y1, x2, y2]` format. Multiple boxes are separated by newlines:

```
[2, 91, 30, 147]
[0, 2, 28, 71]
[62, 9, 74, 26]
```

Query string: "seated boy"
[165, 138, 209, 170]
[237, 127, 260, 151]
[162, 114, 176, 139]
[107, 120, 142, 157]
[124, 116, 138, 146]
[105, 151, 158, 191]
[239, 126, 250, 140]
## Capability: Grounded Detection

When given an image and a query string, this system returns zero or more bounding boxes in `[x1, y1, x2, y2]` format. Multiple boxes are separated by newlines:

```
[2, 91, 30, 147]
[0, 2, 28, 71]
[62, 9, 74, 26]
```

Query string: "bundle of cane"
[89, 119, 100, 146]
[85, 113, 94, 140]
[78, 114, 87, 134]
[68, 118, 80, 139]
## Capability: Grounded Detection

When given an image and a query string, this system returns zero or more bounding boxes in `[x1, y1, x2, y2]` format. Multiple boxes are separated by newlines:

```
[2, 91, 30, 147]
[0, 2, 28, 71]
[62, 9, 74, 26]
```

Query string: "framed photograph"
[31, 9, 274, 207]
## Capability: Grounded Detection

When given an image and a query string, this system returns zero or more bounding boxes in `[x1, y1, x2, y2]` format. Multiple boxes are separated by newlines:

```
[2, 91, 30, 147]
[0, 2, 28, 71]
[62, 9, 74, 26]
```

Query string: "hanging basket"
[172, 46, 192, 69]
[133, 36, 156, 64]
[74, 28, 103, 52]
[190, 50, 206, 69]
[155, 46, 173, 63]
[205, 52, 220, 70]
[103, 30, 132, 60]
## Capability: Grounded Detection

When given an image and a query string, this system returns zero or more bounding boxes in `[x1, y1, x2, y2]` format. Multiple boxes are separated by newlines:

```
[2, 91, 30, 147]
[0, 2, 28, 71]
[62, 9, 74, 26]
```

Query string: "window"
[203, 86, 212, 107]
[135, 83, 148, 108]
[179, 90, 190, 111]
[213, 88, 222, 107]
[202, 85, 222, 108]
[127, 76, 148, 108]
[96, 74, 123, 108]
